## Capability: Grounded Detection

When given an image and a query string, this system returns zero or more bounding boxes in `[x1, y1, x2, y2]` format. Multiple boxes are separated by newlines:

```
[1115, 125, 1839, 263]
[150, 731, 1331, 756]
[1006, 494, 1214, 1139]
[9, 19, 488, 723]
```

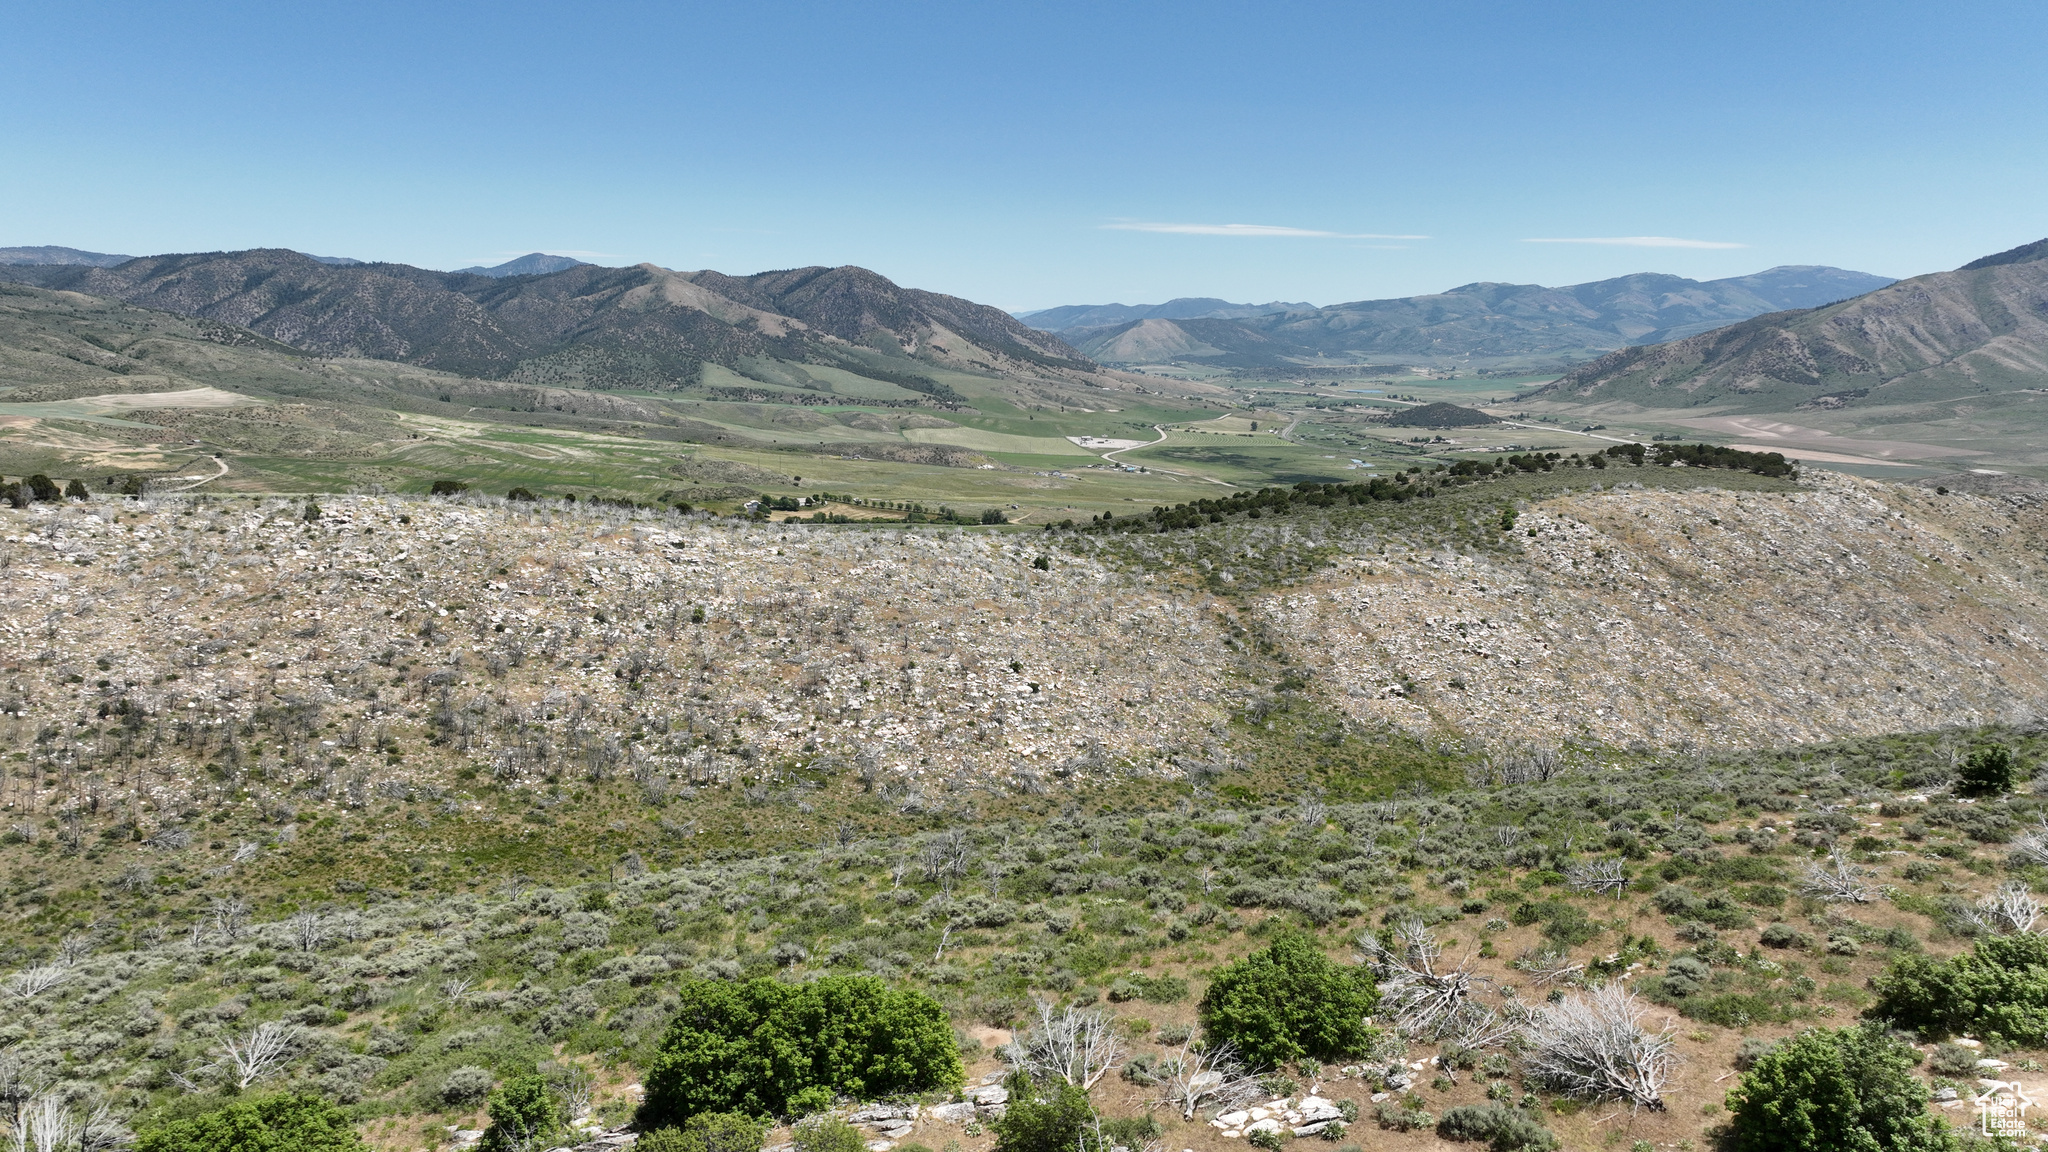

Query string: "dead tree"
[5, 967, 68, 1001]
[1523, 985, 1677, 1111]
[1156, 1040, 1262, 1120]
[287, 911, 328, 954]
[1004, 1000, 1125, 1089]
[1800, 850, 1875, 903]
[1512, 947, 1587, 989]
[1566, 858, 1629, 900]
[209, 896, 252, 941]
[1964, 881, 2043, 936]
[2009, 819, 2048, 869]
[1364, 919, 1514, 1047]
[215, 1021, 301, 1090]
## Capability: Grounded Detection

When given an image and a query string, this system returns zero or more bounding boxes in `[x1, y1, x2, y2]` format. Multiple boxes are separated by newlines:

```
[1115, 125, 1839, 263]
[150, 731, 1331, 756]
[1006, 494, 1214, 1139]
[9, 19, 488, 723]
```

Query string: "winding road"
[158, 455, 230, 491]
[1099, 424, 1237, 487]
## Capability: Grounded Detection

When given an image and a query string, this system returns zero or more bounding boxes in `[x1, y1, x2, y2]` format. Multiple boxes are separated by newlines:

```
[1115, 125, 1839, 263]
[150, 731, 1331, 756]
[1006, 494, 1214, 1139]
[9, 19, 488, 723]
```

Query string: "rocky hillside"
[1536, 237, 2048, 412]
[6, 467, 2047, 823]
[0, 250, 1097, 393]
[1264, 471, 2048, 751]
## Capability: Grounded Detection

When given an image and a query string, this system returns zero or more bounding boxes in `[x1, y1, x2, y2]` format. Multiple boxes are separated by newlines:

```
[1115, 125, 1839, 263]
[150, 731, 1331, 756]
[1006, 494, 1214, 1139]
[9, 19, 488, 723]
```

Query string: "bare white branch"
[5, 967, 69, 1001]
[17, 1093, 78, 1152]
[1962, 881, 2044, 936]
[287, 911, 329, 954]
[1154, 1040, 1262, 1121]
[80, 1101, 133, 1152]
[209, 897, 252, 942]
[215, 1021, 300, 1089]
[1003, 999, 1125, 1090]
[1799, 850, 1874, 904]
[1565, 858, 1630, 900]
[1512, 947, 1586, 989]
[1363, 919, 1508, 1045]
[2010, 819, 2048, 869]
[57, 934, 95, 967]
[1523, 985, 1677, 1111]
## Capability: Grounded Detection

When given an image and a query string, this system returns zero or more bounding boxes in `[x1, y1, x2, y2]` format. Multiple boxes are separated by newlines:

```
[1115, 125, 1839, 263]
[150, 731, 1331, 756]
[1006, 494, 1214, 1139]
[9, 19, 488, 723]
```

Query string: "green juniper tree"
[1724, 1024, 1953, 1152]
[1197, 930, 1379, 1067]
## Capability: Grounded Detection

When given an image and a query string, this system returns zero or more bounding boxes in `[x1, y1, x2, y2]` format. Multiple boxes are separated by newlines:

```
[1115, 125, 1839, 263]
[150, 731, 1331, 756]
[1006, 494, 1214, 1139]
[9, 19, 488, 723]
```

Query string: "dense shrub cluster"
[639, 975, 962, 1125]
[639, 1112, 772, 1152]
[1867, 932, 2048, 1044]
[1198, 932, 1379, 1067]
[1645, 442, 1795, 476]
[135, 1094, 366, 1152]
[1724, 1024, 1950, 1152]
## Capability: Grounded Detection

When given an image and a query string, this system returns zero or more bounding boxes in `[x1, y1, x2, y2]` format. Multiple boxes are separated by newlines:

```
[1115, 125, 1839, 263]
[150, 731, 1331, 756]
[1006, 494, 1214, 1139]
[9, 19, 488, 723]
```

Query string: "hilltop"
[453, 253, 592, 277]
[5, 465, 2045, 832]
[1034, 266, 1894, 372]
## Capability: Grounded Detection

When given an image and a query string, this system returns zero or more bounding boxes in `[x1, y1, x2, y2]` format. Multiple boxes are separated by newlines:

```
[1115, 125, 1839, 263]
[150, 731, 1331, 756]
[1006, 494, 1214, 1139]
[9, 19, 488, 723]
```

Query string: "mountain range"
[1028, 265, 1895, 372]
[0, 248, 1099, 398]
[1537, 238, 2048, 413]
[1014, 297, 1313, 330]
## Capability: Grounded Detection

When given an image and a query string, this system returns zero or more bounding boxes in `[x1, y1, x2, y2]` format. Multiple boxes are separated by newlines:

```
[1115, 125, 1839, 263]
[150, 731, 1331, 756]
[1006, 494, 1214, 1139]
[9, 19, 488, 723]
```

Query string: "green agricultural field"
[1124, 434, 1370, 486]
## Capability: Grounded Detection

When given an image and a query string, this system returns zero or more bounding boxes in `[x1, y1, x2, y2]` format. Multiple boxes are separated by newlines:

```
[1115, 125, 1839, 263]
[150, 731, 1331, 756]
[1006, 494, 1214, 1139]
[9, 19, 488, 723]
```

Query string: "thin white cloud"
[1521, 236, 1747, 249]
[1103, 221, 1429, 240]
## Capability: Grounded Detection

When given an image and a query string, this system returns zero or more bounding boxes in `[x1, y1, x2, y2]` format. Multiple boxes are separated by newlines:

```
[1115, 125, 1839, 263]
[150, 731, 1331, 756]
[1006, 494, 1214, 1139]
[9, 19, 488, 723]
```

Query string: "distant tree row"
[1073, 475, 1437, 533]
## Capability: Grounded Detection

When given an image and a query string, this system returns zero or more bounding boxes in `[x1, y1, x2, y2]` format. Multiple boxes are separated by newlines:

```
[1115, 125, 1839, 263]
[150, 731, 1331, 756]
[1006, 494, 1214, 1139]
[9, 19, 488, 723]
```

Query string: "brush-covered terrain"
[4, 456, 2048, 1150]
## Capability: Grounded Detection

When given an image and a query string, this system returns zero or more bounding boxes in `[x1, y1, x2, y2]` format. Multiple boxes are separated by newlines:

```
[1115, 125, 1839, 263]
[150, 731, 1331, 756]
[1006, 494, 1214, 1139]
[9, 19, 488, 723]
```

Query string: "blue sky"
[3, 0, 2043, 310]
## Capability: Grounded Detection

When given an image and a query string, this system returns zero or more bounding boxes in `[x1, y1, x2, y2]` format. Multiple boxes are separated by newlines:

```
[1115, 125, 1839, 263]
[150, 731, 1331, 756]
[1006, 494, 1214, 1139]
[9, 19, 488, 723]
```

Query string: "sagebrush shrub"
[793, 1116, 867, 1152]
[1435, 1104, 1558, 1152]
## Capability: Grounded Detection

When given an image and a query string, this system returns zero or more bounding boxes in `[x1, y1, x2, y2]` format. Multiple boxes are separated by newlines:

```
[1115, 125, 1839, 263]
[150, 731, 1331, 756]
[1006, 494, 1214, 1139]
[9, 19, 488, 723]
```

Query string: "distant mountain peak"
[456, 252, 594, 277]
[1016, 298, 1312, 332]
[0, 245, 136, 268]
